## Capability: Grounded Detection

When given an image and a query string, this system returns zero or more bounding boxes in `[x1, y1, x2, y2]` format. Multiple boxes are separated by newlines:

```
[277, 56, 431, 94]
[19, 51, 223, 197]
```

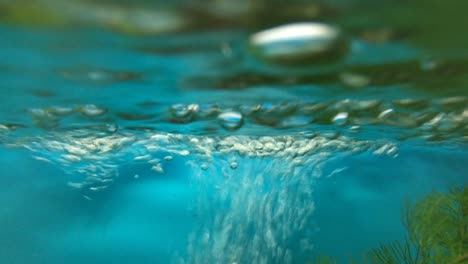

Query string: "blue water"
[1, 144, 466, 263]
[0, 1, 467, 263]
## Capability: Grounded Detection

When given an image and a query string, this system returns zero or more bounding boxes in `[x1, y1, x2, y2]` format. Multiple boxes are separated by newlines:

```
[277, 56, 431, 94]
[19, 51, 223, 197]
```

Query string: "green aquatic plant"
[369, 237, 430, 264]
[314, 256, 338, 264]
[403, 187, 468, 264]
[312, 255, 367, 264]
[0, 1, 66, 26]
[313, 186, 468, 264]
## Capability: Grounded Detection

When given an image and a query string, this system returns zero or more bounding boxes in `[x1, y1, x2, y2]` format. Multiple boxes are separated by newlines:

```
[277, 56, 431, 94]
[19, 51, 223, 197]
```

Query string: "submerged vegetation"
[314, 186, 468, 264]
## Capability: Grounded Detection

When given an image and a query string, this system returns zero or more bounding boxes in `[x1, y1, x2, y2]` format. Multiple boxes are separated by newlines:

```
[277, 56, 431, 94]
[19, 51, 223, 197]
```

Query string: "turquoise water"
[0, 1, 467, 263]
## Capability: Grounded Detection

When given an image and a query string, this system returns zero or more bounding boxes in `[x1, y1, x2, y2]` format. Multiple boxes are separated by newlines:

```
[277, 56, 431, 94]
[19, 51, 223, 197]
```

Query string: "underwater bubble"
[240, 104, 261, 116]
[330, 99, 351, 111]
[393, 99, 429, 110]
[220, 42, 234, 58]
[30, 89, 56, 98]
[29, 108, 55, 120]
[205, 0, 251, 18]
[200, 163, 209, 171]
[218, 111, 244, 131]
[164, 155, 173, 161]
[378, 109, 394, 119]
[46, 106, 74, 116]
[124, 126, 155, 132]
[438, 96, 467, 108]
[360, 27, 396, 43]
[122, 8, 186, 34]
[151, 163, 164, 174]
[339, 72, 371, 88]
[436, 114, 460, 132]
[251, 103, 298, 127]
[89, 186, 109, 192]
[332, 112, 348, 125]
[171, 104, 191, 118]
[230, 161, 238, 170]
[134, 155, 151, 161]
[249, 22, 348, 65]
[349, 125, 360, 132]
[421, 113, 444, 131]
[62, 154, 82, 162]
[29, 108, 54, 118]
[59, 68, 141, 84]
[248, 140, 264, 150]
[68, 182, 84, 189]
[78, 104, 106, 117]
[179, 150, 190, 156]
[462, 109, 468, 118]
[280, 116, 312, 128]
[117, 112, 154, 121]
[29, 108, 59, 128]
[300, 102, 331, 115]
[352, 100, 382, 111]
[89, 123, 118, 133]
[259, 102, 297, 116]
[0, 123, 26, 131]
[83, 195, 92, 201]
[148, 158, 161, 164]
[198, 104, 221, 118]
[420, 58, 439, 72]
[170, 104, 199, 123]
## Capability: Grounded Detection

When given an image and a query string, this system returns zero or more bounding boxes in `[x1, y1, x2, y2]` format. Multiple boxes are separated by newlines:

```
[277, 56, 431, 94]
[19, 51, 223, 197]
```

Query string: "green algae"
[313, 186, 468, 264]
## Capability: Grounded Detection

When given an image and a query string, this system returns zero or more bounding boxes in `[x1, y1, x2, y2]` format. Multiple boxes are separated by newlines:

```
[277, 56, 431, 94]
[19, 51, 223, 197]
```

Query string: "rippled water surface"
[0, 1, 467, 263]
